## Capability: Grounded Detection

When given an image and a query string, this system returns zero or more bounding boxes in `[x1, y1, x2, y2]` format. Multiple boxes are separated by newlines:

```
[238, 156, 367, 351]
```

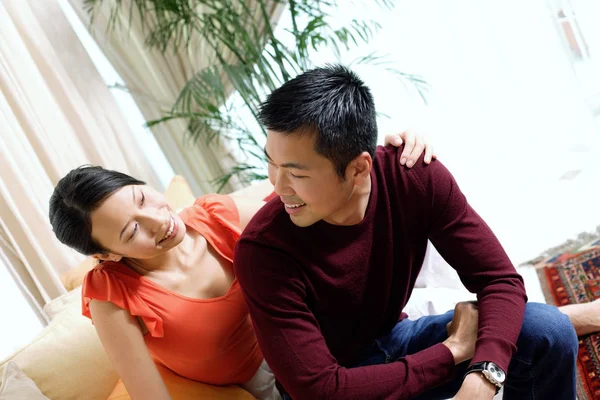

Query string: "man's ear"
[348, 152, 372, 185]
[92, 253, 123, 263]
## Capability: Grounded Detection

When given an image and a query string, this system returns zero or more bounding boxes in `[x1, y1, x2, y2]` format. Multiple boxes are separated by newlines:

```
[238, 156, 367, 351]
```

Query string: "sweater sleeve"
[412, 158, 527, 372]
[234, 241, 456, 400]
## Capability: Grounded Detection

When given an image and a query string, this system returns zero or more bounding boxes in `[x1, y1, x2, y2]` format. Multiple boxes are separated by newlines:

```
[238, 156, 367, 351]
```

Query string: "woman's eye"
[141, 192, 145, 206]
[129, 223, 138, 241]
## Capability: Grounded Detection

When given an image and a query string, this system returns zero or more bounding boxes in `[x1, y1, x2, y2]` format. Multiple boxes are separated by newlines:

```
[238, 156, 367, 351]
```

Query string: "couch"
[0, 176, 544, 399]
[0, 176, 272, 400]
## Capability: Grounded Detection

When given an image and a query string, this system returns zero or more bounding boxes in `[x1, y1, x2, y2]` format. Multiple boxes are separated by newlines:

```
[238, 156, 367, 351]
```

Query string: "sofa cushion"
[229, 179, 274, 202]
[107, 363, 255, 400]
[43, 287, 82, 320]
[415, 241, 463, 289]
[0, 301, 118, 400]
[0, 361, 49, 400]
[164, 175, 196, 213]
[61, 257, 97, 292]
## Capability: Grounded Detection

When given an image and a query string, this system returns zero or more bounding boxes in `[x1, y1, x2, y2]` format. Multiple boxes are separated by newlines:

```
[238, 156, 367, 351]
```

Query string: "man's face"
[265, 130, 357, 227]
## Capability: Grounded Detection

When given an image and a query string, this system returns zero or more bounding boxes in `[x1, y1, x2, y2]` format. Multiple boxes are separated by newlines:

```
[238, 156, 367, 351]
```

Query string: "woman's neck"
[122, 230, 203, 275]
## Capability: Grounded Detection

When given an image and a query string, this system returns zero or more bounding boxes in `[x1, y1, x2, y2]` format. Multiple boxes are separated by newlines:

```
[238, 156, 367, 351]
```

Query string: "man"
[234, 65, 578, 399]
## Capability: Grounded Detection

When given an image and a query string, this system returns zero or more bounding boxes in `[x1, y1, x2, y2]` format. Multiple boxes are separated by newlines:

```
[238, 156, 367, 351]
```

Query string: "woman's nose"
[138, 208, 168, 234]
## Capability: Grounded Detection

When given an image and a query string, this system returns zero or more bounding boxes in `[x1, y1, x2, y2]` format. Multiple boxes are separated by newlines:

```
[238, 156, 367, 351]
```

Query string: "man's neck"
[324, 175, 372, 226]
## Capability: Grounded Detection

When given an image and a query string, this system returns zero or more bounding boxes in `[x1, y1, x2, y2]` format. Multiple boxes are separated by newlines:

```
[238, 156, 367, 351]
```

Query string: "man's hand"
[445, 302, 497, 399]
[443, 302, 479, 364]
[451, 372, 497, 400]
[383, 129, 436, 168]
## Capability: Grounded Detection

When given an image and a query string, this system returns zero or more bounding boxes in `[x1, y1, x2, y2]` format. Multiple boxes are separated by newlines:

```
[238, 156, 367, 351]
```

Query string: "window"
[549, 0, 600, 119]
[58, 0, 175, 188]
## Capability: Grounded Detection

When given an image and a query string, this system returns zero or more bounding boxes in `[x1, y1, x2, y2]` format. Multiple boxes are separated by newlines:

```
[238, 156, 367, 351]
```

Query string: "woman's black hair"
[49, 165, 145, 255]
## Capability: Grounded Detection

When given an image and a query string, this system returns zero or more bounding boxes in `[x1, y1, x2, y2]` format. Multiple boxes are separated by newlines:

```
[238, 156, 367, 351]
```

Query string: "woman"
[48, 132, 432, 400]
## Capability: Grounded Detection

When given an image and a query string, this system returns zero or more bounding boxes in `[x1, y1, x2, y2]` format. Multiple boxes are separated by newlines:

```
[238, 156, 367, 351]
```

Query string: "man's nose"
[272, 169, 293, 196]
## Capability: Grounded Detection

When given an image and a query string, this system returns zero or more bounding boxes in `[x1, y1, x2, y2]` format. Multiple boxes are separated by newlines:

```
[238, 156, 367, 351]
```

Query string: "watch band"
[464, 361, 505, 395]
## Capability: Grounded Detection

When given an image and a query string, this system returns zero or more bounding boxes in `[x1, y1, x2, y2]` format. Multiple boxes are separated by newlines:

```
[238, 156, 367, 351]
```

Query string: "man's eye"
[141, 192, 145, 206]
[290, 173, 307, 179]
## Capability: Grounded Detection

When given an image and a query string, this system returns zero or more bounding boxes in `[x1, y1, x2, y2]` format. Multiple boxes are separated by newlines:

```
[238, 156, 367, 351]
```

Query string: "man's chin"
[289, 214, 317, 228]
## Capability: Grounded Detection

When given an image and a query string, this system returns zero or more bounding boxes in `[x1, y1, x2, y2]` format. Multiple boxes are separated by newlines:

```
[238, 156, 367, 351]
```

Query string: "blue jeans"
[351, 302, 578, 399]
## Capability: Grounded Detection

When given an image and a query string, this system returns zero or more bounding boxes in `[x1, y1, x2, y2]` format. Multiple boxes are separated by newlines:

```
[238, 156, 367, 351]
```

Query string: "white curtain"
[0, 0, 160, 307]
[67, 0, 284, 195]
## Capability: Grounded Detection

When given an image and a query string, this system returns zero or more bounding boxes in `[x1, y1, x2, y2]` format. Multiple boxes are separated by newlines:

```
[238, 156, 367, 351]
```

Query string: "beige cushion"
[43, 287, 82, 320]
[164, 175, 196, 212]
[61, 257, 97, 292]
[0, 361, 49, 400]
[0, 301, 117, 400]
[229, 179, 273, 200]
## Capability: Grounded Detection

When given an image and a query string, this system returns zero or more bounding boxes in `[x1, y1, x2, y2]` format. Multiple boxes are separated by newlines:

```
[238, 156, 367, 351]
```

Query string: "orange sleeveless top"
[81, 195, 262, 385]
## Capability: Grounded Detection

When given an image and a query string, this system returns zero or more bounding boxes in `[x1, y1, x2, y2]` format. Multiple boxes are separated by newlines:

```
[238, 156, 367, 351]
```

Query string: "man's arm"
[416, 159, 527, 372]
[235, 241, 455, 400]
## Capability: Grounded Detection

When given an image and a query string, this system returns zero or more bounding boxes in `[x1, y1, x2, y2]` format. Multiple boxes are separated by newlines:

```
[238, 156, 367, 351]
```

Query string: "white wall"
[319, 0, 600, 263]
[64, 0, 600, 265]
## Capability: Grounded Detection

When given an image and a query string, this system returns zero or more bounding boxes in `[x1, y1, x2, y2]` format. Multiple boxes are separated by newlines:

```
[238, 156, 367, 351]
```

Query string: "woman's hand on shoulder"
[384, 129, 436, 168]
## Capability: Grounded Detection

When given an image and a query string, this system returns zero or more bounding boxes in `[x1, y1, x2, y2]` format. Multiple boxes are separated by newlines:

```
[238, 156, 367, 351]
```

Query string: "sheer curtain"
[0, 0, 159, 311]
[0, 225, 45, 359]
[67, 0, 284, 195]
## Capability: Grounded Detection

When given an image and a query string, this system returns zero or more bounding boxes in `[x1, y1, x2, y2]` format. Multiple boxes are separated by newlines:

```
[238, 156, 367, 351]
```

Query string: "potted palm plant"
[84, 0, 426, 190]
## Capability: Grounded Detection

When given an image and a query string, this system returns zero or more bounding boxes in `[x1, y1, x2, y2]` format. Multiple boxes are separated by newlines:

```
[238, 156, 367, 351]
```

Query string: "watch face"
[485, 362, 506, 384]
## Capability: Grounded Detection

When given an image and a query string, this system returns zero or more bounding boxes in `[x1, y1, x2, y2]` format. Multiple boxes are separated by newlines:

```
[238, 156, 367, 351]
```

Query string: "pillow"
[43, 286, 82, 320]
[107, 363, 255, 400]
[61, 257, 97, 292]
[230, 179, 274, 202]
[0, 361, 49, 400]
[415, 241, 463, 290]
[405, 287, 476, 319]
[0, 302, 118, 400]
[164, 175, 196, 212]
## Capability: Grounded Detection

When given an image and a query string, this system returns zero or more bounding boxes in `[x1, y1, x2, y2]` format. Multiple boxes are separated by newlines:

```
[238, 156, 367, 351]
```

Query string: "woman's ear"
[92, 253, 122, 263]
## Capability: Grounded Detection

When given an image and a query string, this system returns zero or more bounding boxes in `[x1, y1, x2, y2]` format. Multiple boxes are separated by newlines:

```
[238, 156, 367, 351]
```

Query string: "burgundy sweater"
[234, 145, 527, 400]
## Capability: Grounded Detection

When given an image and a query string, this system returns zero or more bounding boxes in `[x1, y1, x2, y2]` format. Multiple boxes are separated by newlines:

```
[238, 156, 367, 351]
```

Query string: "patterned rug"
[536, 239, 600, 400]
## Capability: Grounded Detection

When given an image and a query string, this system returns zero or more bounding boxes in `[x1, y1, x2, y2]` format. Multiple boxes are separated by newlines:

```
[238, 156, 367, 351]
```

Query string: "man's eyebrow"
[264, 147, 272, 161]
[119, 187, 134, 241]
[264, 147, 310, 170]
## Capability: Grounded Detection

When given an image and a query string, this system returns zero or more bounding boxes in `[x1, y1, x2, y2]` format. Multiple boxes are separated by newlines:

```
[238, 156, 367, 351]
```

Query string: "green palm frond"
[85, 0, 425, 192]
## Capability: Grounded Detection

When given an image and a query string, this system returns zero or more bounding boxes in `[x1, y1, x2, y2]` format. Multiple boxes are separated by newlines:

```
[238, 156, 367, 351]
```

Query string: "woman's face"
[90, 185, 186, 260]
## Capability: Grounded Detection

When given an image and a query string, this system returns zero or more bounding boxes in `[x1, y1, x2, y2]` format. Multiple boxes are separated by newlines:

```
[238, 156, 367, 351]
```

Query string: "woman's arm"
[89, 299, 172, 400]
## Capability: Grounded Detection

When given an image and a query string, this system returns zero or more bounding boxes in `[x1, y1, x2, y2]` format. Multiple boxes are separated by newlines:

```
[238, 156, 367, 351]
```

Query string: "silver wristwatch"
[464, 361, 506, 394]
